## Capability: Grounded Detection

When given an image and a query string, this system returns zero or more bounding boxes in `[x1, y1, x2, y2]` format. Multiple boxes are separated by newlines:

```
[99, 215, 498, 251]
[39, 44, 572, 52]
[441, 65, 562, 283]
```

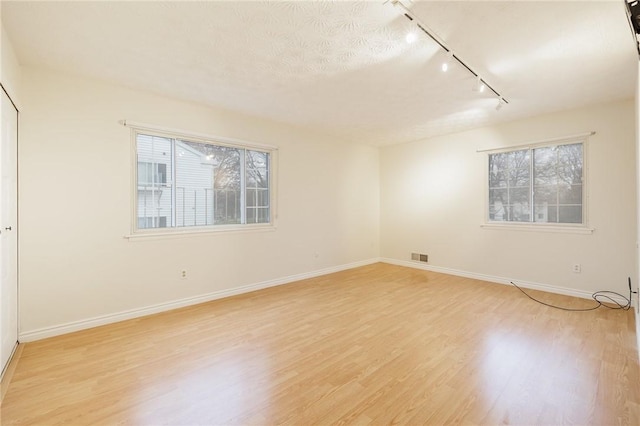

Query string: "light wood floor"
[2, 263, 639, 425]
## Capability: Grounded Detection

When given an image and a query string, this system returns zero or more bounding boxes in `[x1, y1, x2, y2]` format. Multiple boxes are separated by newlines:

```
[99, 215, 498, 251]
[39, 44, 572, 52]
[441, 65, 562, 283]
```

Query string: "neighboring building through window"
[488, 141, 584, 225]
[138, 216, 167, 229]
[138, 162, 167, 186]
[135, 131, 272, 231]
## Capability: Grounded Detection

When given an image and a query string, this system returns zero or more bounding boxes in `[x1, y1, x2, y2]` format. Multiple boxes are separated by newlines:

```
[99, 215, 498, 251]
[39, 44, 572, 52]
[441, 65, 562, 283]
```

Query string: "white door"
[0, 87, 18, 376]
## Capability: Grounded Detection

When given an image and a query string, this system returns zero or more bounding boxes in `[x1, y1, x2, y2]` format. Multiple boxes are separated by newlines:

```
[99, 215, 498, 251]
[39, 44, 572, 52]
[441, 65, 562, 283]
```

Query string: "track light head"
[473, 77, 485, 93]
[441, 51, 453, 72]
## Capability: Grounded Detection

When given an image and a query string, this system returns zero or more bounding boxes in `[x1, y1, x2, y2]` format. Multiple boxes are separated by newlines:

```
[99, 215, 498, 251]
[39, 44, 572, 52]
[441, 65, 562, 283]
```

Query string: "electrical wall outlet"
[572, 264, 581, 273]
[181, 270, 187, 279]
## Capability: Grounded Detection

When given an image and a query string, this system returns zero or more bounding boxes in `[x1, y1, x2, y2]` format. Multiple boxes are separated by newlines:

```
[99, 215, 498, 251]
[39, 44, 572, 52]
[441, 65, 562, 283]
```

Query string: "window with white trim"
[134, 130, 272, 232]
[488, 141, 584, 225]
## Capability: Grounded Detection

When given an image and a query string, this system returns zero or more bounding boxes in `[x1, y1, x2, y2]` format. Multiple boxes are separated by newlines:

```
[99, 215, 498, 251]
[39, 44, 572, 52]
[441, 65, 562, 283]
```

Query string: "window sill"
[124, 223, 276, 240]
[481, 223, 594, 235]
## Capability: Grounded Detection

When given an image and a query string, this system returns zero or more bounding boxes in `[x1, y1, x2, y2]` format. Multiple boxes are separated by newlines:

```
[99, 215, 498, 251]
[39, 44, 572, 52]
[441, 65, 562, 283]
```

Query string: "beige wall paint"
[13, 66, 639, 338]
[381, 99, 637, 296]
[1, 23, 21, 103]
[18, 67, 380, 336]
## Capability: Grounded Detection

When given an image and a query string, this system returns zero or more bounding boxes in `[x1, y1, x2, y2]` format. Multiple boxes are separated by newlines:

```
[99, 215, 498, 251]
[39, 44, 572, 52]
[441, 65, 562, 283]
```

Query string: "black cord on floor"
[510, 277, 635, 312]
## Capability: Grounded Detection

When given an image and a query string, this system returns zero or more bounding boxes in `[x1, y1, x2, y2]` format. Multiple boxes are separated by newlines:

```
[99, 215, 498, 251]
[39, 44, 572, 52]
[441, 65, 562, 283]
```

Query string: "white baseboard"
[380, 257, 631, 306]
[19, 258, 379, 342]
[20, 257, 632, 343]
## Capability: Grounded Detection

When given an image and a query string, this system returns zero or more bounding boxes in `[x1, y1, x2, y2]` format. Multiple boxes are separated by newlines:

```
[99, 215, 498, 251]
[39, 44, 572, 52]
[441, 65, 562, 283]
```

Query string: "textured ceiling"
[2, 0, 637, 146]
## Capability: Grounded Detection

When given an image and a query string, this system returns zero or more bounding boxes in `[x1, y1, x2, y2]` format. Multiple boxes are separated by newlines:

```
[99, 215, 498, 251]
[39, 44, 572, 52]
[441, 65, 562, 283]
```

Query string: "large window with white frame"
[488, 140, 584, 225]
[134, 129, 273, 233]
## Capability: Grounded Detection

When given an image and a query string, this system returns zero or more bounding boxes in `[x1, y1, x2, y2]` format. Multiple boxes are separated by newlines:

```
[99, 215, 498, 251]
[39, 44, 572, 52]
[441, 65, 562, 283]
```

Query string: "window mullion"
[555, 149, 559, 223]
[530, 148, 534, 223]
[171, 138, 177, 228]
[508, 164, 513, 222]
[150, 139, 156, 226]
[240, 149, 246, 224]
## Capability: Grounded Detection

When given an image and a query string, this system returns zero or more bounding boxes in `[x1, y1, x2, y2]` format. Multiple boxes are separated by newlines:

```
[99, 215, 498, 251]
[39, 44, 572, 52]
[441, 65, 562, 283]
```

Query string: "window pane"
[215, 189, 240, 225]
[246, 150, 269, 221]
[534, 205, 548, 222]
[174, 140, 217, 227]
[488, 150, 530, 222]
[138, 162, 151, 184]
[558, 184, 582, 205]
[489, 169, 507, 188]
[509, 167, 530, 187]
[257, 189, 269, 207]
[533, 185, 556, 204]
[489, 204, 507, 221]
[489, 153, 508, 188]
[557, 143, 583, 185]
[559, 206, 582, 223]
[258, 208, 269, 223]
[534, 146, 558, 185]
[509, 202, 530, 222]
[508, 149, 530, 169]
[136, 134, 173, 229]
[489, 188, 507, 203]
[201, 145, 242, 225]
[157, 163, 167, 184]
[534, 204, 557, 223]
[245, 207, 269, 224]
[246, 208, 256, 223]
[509, 187, 529, 205]
[137, 162, 168, 186]
[246, 150, 269, 189]
[246, 189, 256, 207]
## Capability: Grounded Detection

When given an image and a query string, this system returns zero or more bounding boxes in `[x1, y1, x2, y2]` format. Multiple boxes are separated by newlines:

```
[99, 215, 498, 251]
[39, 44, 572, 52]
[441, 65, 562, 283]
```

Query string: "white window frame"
[481, 132, 594, 234]
[124, 121, 278, 239]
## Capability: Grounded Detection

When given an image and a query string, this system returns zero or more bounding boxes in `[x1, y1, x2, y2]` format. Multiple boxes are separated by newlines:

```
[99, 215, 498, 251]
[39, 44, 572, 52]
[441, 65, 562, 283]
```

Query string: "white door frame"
[0, 82, 19, 379]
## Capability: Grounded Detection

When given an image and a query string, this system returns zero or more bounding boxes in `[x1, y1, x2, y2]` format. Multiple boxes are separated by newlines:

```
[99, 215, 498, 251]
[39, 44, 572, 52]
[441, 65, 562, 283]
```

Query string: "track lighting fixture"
[473, 77, 486, 93]
[387, 0, 508, 108]
[496, 98, 505, 111]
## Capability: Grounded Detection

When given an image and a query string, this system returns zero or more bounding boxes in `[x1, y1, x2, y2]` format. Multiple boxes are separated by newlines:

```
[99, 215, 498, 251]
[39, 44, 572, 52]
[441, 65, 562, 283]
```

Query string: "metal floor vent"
[411, 253, 428, 263]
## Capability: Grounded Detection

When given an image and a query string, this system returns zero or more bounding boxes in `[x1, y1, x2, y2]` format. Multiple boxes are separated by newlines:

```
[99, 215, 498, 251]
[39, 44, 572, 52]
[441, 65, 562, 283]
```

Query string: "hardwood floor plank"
[2, 263, 639, 425]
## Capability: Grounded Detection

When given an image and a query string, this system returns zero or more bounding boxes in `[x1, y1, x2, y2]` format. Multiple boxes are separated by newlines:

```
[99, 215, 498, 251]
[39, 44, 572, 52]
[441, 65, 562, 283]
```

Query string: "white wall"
[1, 21, 21, 103]
[18, 67, 380, 339]
[381, 99, 637, 297]
[14, 67, 638, 340]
